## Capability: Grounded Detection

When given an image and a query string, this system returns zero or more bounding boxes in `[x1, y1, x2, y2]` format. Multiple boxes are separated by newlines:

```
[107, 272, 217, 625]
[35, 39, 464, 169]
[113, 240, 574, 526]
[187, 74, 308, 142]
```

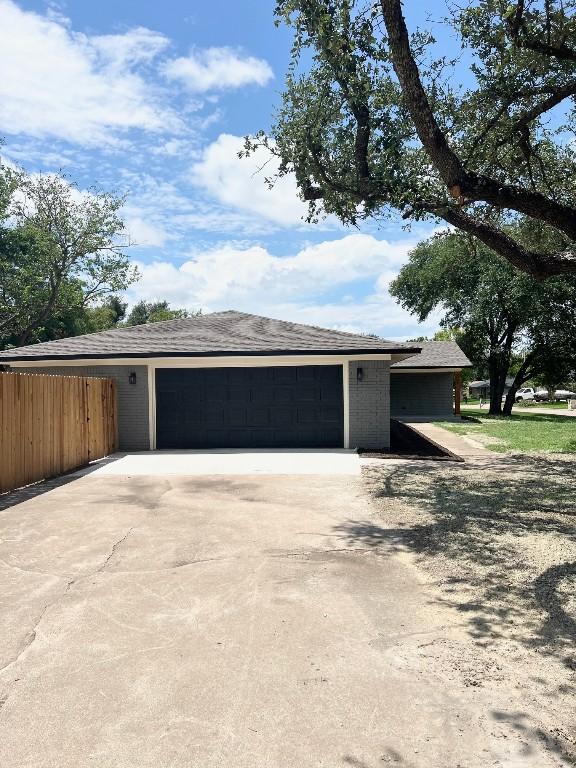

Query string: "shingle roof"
[391, 341, 472, 369]
[0, 311, 422, 361]
[469, 377, 514, 387]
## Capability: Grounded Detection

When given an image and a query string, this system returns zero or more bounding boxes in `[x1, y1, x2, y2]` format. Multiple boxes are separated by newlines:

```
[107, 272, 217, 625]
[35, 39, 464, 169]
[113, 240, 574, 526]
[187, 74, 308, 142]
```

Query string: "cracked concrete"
[0, 471, 571, 767]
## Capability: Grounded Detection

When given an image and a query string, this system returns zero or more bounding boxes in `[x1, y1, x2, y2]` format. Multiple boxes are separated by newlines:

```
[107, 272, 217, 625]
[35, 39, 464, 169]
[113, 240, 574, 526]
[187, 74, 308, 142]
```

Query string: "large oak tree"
[247, 0, 576, 278]
[390, 228, 576, 414]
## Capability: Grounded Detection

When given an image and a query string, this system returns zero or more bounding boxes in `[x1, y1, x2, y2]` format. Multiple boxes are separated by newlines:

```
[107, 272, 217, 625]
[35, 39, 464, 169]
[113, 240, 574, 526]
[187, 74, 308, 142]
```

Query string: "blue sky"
[0, 0, 450, 339]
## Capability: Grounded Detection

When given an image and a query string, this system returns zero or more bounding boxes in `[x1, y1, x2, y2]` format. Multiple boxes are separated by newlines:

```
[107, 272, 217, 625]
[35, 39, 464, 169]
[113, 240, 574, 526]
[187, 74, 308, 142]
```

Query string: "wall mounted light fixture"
[356, 367, 364, 382]
[128, 371, 137, 385]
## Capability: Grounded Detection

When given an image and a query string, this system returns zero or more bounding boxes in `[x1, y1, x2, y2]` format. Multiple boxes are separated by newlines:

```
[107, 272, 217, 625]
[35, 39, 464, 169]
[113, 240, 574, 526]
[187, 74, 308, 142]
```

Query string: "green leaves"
[0, 163, 137, 349]
[260, 0, 576, 276]
[390, 224, 576, 395]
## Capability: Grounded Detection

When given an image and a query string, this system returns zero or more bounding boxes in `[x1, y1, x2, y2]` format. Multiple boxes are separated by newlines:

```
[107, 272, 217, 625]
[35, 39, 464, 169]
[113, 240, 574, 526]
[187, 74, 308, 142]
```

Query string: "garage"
[4, 311, 472, 451]
[155, 365, 344, 449]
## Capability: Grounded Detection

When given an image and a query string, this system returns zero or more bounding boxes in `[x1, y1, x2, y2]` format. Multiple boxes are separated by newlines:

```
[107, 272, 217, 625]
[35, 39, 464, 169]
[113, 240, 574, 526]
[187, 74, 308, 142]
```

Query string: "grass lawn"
[438, 409, 576, 453]
[518, 400, 569, 409]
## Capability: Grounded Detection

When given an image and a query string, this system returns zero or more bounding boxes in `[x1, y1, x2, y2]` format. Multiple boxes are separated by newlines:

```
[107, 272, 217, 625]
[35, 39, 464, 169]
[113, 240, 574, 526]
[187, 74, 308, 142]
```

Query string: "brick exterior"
[16, 365, 150, 451]
[348, 360, 391, 449]
[390, 371, 454, 417]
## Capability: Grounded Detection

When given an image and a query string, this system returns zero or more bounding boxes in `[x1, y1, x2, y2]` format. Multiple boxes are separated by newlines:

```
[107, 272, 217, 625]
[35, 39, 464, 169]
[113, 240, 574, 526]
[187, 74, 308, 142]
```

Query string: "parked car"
[515, 387, 576, 403]
[553, 389, 576, 401]
[514, 387, 538, 402]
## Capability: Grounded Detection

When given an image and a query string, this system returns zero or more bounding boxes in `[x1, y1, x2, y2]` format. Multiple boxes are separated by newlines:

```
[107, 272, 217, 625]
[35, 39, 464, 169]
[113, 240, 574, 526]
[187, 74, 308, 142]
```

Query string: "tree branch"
[380, 0, 576, 241]
[516, 36, 576, 63]
[504, 78, 576, 138]
[430, 204, 576, 279]
[380, 0, 466, 191]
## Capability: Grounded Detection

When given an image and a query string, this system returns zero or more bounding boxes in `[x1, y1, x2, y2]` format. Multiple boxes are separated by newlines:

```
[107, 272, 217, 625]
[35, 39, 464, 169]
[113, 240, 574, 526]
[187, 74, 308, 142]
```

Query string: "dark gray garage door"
[155, 365, 344, 449]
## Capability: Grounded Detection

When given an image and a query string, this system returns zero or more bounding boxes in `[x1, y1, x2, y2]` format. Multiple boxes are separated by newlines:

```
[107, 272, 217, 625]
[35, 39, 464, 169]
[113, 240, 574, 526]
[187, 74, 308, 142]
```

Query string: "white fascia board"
[390, 367, 461, 373]
[9, 353, 392, 369]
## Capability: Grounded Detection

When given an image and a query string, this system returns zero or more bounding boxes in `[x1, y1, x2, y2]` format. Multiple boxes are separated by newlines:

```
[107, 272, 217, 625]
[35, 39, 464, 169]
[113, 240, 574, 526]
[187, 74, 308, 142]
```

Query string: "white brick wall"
[348, 360, 391, 449]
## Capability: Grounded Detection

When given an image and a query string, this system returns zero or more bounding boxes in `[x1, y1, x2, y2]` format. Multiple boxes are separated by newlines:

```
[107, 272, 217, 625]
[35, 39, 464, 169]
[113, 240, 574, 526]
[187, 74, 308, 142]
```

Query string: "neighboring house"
[468, 377, 515, 399]
[0, 311, 471, 451]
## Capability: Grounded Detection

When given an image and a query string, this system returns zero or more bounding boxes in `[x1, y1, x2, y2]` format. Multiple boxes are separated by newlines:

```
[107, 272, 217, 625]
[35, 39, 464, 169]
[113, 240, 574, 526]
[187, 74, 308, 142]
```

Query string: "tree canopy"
[247, 0, 576, 278]
[125, 301, 198, 326]
[390, 228, 576, 414]
[0, 163, 138, 348]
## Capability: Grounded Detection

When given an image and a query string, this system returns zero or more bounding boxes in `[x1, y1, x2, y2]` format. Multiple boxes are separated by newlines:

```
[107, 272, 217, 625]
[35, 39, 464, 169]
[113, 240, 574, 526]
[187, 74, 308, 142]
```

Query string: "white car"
[514, 387, 537, 402]
[553, 389, 576, 401]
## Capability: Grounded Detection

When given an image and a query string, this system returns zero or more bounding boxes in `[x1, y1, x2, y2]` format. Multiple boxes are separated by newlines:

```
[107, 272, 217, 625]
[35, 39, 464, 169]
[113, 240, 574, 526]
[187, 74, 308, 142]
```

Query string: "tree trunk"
[488, 366, 505, 414]
[502, 385, 519, 415]
[502, 355, 537, 415]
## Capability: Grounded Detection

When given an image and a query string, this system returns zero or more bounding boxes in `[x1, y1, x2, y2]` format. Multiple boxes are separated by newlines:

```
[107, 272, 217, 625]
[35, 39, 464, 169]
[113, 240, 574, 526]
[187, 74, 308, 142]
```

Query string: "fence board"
[0, 371, 117, 494]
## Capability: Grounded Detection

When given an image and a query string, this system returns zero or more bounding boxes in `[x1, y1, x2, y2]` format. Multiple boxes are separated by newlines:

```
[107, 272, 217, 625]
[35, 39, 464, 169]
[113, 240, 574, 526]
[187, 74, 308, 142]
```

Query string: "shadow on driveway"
[0, 455, 122, 513]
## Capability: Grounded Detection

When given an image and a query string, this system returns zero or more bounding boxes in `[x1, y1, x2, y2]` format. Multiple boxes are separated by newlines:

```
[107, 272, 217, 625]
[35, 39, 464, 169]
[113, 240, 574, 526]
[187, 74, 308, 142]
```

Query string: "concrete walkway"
[402, 420, 493, 458]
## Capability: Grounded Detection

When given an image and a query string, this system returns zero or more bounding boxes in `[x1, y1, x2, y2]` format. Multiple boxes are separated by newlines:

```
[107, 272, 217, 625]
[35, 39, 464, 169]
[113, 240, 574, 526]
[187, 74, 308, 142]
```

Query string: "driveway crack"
[95, 527, 134, 574]
[0, 526, 136, 679]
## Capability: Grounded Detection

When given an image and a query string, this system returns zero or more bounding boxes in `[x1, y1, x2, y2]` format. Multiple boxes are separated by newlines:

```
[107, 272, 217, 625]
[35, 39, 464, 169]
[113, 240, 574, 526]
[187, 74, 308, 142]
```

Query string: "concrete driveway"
[0, 459, 566, 767]
[90, 448, 362, 476]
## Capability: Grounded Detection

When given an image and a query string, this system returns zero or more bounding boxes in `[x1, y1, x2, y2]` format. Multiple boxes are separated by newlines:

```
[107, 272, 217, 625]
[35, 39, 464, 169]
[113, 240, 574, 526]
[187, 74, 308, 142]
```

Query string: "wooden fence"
[0, 371, 117, 494]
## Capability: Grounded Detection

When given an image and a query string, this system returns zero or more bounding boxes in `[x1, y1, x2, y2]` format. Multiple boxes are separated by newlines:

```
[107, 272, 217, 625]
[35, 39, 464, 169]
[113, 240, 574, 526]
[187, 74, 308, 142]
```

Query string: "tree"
[390, 229, 576, 414]
[0, 164, 138, 348]
[125, 301, 197, 326]
[246, 0, 576, 278]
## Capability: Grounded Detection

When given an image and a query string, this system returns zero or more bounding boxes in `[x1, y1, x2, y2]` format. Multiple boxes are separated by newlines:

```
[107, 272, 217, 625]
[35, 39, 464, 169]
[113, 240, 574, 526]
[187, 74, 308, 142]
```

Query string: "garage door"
[155, 365, 344, 449]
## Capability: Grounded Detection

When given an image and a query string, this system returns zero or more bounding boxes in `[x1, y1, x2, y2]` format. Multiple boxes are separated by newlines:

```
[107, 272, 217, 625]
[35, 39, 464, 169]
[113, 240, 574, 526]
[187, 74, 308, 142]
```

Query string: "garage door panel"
[270, 406, 297, 427]
[227, 386, 251, 403]
[246, 406, 270, 426]
[227, 406, 248, 426]
[156, 365, 343, 448]
[274, 367, 298, 384]
[205, 385, 227, 402]
[273, 388, 294, 404]
[298, 405, 319, 424]
[320, 405, 342, 422]
[296, 385, 320, 401]
[204, 407, 225, 426]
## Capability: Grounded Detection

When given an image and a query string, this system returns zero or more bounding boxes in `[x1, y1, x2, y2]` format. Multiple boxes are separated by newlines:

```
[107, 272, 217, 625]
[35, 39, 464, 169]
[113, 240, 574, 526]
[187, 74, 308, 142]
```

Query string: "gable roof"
[0, 311, 422, 362]
[391, 341, 472, 369]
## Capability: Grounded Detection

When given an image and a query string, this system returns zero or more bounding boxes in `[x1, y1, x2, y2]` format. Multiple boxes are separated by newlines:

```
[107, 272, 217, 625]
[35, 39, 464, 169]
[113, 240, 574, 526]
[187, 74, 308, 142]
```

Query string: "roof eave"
[392, 362, 473, 369]
[1, 346, 422, 363]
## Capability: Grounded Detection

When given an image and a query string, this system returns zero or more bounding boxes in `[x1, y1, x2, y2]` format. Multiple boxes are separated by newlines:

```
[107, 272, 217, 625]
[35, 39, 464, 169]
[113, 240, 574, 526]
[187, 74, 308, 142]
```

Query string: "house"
[0, 311, 471, 451]
[468, 377, 515, 400]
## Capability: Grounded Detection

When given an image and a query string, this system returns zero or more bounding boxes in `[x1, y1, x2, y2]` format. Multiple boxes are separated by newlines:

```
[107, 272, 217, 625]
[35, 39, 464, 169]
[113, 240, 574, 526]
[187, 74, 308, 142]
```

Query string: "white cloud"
[0, 3, 272, 148]
[124, 215, 167, 248]
[119, 171, 281, 241]
[163, 47, 273, 92]
[91, 27, 170, 69]
[191, 134, 317, 227]
[125, 233, 439, 338]
[0, 0, 180, 145]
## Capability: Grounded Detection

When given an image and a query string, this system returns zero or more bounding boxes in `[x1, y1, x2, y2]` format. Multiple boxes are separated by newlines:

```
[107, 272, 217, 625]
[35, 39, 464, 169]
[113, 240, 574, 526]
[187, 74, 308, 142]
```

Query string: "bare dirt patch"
[350, 454, 576, 763]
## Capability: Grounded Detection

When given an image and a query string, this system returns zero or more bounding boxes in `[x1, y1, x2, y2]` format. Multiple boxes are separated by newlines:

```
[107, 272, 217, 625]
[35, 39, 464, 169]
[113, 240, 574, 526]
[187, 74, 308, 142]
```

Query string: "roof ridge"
[218, 309, 414, 347]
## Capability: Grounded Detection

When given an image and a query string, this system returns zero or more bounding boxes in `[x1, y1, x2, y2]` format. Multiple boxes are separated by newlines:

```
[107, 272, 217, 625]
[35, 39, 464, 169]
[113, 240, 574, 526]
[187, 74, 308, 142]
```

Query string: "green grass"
[437, 409, 576, 453]
[517, 400, 568, 409]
